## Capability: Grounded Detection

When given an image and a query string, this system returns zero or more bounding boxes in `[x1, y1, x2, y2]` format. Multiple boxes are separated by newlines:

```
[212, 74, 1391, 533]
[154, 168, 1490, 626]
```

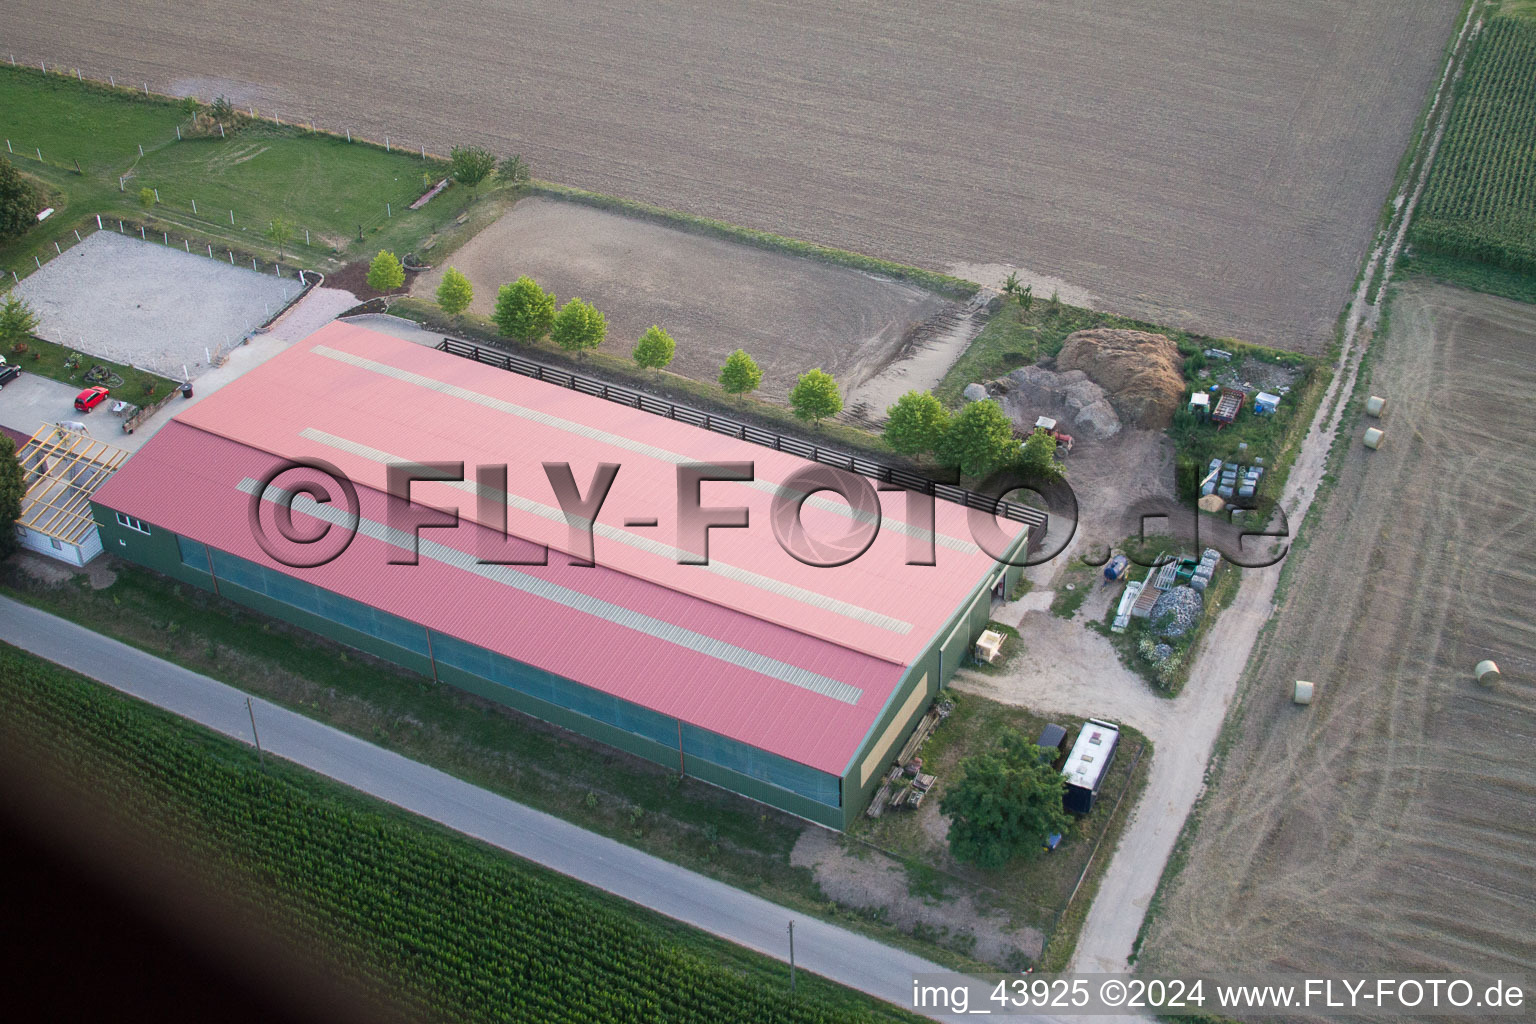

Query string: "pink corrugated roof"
[92, 323, 1024, 773]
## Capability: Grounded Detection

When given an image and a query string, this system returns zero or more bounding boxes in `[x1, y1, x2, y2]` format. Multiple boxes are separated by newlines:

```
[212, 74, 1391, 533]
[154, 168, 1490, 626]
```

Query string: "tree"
[436, 267, 474, 317]
[492, 276, 556, 344]
[883, 390, 949, 456]
[0, 296, 41, 349]
[937, 399, 1018, 479]
[790, 368, 843, 426]
[366, 249, 406, 293]
[1000, 270, 1021, 302]
[0, 433, 23, 559]
[1017, 429, 1063, 482]
[180, 96, 198, 120]
[550, 298, 607, 358]
[1017, 283, 1033, 313]
[496, 154, 530, 186]
[266, 217, 293, 258]
[138, 187, 155, 209]
[210, 95, 234, 122]
[940, 728, 1070, 869]
[718, 349, 762, 399]
[449, 146, 497, 196]
[632, 325, 675, 371]
[0, 157, 42, 242]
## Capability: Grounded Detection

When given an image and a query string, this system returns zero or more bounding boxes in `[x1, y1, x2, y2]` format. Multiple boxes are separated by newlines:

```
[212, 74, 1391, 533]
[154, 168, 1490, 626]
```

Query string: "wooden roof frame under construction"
[16, 426, 129, 547]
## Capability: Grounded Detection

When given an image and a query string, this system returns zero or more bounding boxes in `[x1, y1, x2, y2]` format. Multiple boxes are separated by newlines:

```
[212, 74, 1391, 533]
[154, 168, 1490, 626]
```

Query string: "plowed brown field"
[2, 0, 1458, 351]
[1141, 281, 1536, 999]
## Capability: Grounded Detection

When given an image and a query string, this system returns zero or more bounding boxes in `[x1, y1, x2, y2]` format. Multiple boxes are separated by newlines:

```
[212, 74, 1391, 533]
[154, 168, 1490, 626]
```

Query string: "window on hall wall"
[176, 534, 208, 569]
[207, 549, 429, 656]
[681, 724, 841, 808]
[114, 512, 150, 535]
[428, 630, 681, 751]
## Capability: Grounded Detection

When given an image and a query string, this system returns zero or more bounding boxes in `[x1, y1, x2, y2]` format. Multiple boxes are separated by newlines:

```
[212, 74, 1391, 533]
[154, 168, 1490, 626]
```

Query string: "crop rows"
[1413, 16, 1536, 275]
[0, 649, 904, 1024]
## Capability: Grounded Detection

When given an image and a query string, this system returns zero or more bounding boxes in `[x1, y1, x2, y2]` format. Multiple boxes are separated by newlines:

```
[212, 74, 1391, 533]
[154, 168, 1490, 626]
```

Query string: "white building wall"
[15, 526, 88, 566]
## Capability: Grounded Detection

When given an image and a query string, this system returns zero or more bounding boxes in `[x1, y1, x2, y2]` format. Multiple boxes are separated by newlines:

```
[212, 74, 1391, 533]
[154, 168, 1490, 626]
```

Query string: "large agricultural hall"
[89, 322, 1037, 828]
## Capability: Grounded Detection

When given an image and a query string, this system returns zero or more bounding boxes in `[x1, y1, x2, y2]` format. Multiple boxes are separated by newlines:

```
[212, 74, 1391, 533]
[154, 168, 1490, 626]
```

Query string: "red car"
[74, 386, 110, 412]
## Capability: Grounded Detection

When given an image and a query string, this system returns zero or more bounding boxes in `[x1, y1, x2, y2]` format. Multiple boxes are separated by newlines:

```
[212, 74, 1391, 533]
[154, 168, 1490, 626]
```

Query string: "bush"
[937, 399, 1018, 479]
[549, 298, 607, 358]
[435, 267, 474, 317]
[789, 368, 842, 426]
[0, 296, 41, 348]
[718, 349, 762, 398]
[0, 157, 42, 242]
[940, 728, 1070, 869]
[632, 325, 676, 371]
[492, 276, 556, 344]
[883, 390, 949, 455]
[366, 250, 406, 293]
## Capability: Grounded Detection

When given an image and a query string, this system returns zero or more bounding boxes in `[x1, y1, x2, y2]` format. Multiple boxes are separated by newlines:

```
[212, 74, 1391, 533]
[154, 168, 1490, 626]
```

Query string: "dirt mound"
[1056, 329, 1185, 429]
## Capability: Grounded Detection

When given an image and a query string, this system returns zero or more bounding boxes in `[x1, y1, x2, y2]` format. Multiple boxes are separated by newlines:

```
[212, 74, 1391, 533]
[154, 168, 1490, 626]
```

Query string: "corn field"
[1412, 17, 1536, 275]
[0, 649, 908, 1024]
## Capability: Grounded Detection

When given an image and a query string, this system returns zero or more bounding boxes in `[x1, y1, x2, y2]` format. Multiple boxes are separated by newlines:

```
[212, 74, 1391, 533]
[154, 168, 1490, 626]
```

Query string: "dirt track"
[2, 0, 1458, 352]
[1140, 282, 1536, 996]
[411, 198, 949, 401]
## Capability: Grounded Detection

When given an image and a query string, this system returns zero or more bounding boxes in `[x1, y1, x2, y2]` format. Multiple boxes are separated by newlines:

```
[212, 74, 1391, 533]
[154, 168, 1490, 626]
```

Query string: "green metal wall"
[88, 502, 847, 829]
[90, 500, 1028, 832]
[837, 523, 1034, 825]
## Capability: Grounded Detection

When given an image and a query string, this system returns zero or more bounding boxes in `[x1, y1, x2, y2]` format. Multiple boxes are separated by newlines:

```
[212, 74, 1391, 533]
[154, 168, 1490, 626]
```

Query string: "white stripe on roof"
[237, 477, 866, 706]
[299, 427, 916, 636]
[310, 344, 974, 552]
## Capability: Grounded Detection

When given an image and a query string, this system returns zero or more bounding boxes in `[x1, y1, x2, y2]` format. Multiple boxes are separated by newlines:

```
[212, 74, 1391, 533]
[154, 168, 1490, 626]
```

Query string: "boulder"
[1073, 399, 1121, 440]
[1060, 379, 1106, 414]
[962, 382, 989, 402]
[998, 364, 1120, 438]
[1056, 329, 1186, 429]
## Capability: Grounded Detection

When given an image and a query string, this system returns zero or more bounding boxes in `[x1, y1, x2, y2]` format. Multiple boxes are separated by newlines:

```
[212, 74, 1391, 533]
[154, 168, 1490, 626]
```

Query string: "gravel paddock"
[14, 230, 302, 378]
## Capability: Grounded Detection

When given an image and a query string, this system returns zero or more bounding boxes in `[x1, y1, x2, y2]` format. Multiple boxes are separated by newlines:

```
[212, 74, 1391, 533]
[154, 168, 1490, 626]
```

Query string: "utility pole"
[246, 696, 265, 769]
[786, 927, 798, 994]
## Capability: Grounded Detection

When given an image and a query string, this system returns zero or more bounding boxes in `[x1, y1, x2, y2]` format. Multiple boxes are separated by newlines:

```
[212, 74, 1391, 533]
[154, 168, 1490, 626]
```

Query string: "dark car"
[0, 364, 19, 388]
[1036, 723, 1071, 770]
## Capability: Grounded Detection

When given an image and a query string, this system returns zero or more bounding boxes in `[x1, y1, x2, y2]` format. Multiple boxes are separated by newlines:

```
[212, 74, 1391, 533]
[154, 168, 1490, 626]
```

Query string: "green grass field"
[1410, 14, 1536, 280]
[4, 332, 179, 400]
[0, 643, 921, 1024]
[0, 67, 462, 280]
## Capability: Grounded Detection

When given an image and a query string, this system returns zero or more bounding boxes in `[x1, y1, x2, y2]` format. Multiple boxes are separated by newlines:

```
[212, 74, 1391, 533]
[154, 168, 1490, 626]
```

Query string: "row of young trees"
[883, 390, 1061, 481]
[370, 255, 1055, 460]
[426, 267, 846, 426]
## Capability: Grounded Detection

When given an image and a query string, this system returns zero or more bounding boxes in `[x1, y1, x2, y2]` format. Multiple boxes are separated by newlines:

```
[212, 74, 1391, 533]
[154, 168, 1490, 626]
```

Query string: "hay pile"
[1056, 329, 1185, 429]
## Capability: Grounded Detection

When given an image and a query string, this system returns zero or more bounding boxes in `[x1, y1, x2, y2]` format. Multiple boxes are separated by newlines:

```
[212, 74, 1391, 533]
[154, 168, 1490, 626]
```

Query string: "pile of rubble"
[984, 365, 1122, 440]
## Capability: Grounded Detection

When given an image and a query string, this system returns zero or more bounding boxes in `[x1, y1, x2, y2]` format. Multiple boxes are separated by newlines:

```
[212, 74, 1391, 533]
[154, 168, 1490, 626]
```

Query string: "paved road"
[1, 595, 1103, 1023]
